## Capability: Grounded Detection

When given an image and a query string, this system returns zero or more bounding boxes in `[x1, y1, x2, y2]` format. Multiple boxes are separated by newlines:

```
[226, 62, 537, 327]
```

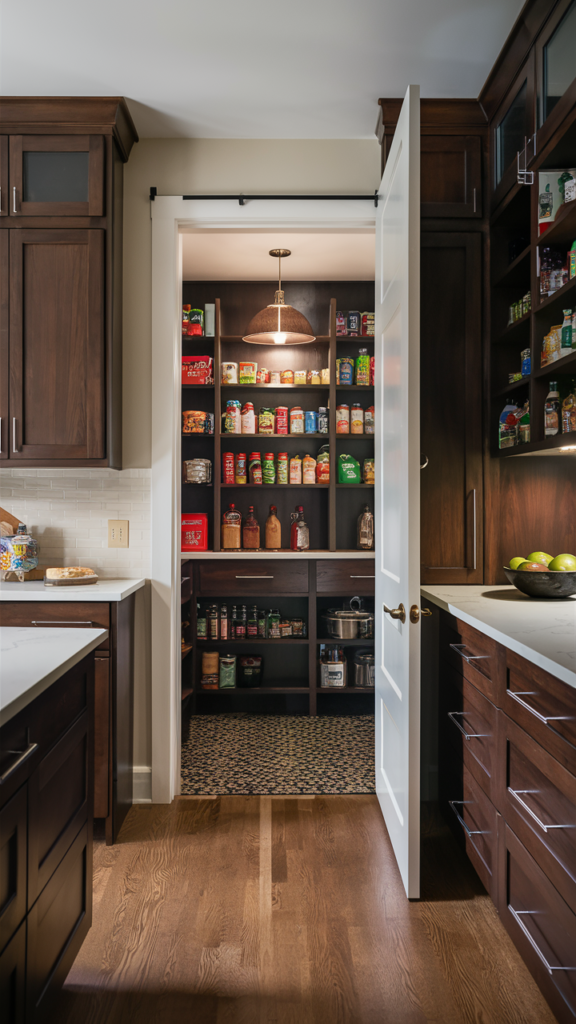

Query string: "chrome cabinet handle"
[235, 575, 273, 579]
[507, 689, 570, 725]
[509, 906, 576, 974]
[384, 603, 406, 624]
[12, 417, 18, 453]
[448, 800, 487, 837]
[12, 186, 17, 214]
[31, 620, 95, 626]
[508, 788, 572, 833]
[350, 575, 375, 578]
[447, 710, 488, 740]
[0, 740, 38, 784]
[449, 643, 490, 663]
[420, 454, 428, 469]
[473, 187, 477, 213]
[470, 488, 477, 571]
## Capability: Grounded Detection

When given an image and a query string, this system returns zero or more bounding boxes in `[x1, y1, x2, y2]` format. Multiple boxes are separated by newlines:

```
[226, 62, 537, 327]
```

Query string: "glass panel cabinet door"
[540, 0, 576, 125]
[9, 136, 104, 217]
[495, 80, 528, 187]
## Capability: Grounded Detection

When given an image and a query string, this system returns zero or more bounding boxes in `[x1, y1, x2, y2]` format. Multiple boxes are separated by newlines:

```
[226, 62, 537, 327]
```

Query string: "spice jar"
[336, 404, 350, 433]
[249, 452, 262, 484]
[235, 452, 247, 485]
[350, 404, 364, 434]
[290, 407, 304, 434]
[277, 452, 288, 483]
[241, 401, 256, 434]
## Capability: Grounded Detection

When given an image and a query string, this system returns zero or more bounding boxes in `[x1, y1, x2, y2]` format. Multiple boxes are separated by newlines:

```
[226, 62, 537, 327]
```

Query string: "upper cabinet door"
[0, 136, 7, 217]
[9, 135, 104, 217]
[9, 229, 105, 460]
[0, 232, 8, 460]
[536, 0, 576, 145]
[421, 136, 482, 218]
[492, 55, 535, 209]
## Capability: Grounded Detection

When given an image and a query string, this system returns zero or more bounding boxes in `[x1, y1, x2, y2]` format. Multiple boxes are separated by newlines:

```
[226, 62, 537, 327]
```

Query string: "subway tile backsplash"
[0, 469, 150, 579]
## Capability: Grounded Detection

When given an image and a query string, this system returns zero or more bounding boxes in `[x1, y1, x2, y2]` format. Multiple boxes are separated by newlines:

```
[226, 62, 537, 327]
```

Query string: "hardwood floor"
[58, 797, 557, 1024]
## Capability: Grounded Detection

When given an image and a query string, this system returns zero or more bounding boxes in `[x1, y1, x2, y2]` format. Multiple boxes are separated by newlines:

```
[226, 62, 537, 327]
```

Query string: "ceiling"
[181, 230, 375, 280]
[1, 0, 524, 139]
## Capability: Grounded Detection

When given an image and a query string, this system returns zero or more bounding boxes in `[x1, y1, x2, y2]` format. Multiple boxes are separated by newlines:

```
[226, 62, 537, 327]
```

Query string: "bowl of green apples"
[504, 551, 576, 598]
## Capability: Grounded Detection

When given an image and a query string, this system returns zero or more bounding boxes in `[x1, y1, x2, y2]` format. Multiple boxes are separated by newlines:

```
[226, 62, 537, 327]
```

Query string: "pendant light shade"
[242, 249, 316, 345]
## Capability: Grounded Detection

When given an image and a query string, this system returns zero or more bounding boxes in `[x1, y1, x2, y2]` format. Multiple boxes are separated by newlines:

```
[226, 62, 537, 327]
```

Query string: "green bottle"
[561, 310, 573, 350]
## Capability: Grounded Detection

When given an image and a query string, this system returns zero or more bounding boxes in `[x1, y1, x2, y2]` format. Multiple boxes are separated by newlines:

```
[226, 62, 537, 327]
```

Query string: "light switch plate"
[108, 520, 129, 548]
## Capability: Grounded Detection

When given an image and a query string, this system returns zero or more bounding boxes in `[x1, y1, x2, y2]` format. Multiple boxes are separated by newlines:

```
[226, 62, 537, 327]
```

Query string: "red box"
[182, 356, 214, 385]
[181, 513, 208, 551]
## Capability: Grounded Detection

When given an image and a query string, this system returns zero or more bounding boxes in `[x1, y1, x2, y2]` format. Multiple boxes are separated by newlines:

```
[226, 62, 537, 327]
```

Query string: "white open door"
[374, 84, 421, 898]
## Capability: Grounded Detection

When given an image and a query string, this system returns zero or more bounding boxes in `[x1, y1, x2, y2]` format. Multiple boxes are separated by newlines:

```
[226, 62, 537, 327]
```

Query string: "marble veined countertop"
[421, 585, 575, 690]
[0, 626, 108, 725]
[0, 579, 146, 602]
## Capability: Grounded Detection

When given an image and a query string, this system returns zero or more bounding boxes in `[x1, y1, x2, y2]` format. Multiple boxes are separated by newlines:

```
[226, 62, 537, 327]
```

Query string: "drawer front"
[441, 615, 505, 706]
[198, 560, 309, 596]
[441, 665, 498, 800]
[316, 560, 375, 595]
[448, 763, 499, 900]
[28, 707, 92, 908]
[0, 919, 26, 1024]
[0, 785, 27, 955]
[26, 823, 92, 1024]
[498, 712, 576, 915]
[0, 602, 110, 651]
[499, 824, 576, 1024]
[504, 650, 576, 774]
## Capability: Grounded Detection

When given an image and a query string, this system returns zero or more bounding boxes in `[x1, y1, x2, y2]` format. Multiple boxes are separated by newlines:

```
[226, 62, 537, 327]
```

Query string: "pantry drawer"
[498, 712, 576, 915]
[197, 560, 309, 596]
[316, 560, 375, 595]
[441, 664, 499, 801]
[499, 823, 576, 1024]
[0, 601, 110, 651]
[441, 614, 504, 706]
[504, 650, 576, 775]
[448, 763, 499, 901]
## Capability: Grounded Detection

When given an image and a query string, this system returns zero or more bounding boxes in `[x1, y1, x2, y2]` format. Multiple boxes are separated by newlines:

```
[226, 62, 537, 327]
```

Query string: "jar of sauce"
[336, 404, 350, 433]
[290, 407, 304, 434]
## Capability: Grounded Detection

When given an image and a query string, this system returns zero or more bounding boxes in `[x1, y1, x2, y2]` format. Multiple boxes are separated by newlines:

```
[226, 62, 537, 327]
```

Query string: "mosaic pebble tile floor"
[181, 713, 375, 795]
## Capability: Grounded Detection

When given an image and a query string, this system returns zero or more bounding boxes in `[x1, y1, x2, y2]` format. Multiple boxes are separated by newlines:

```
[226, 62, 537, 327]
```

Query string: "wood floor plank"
[58, 796, 559, 1024]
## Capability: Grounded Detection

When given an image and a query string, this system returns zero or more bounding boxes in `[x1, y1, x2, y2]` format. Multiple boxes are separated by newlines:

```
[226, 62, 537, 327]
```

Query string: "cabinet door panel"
[94, 658, 110, 819]
[0, 136, 7, 217]
[0, 920, 26, 1024]
[449, 763, 499, 900]
[421, 136, 482, 217]
[504, 650, 576, 774]
[316, 559, 375, 594]
[420, 235, 483, 584]
[0, 230, 8, 459]
[197, 559, 309, 595]
[0, 785, 27, 954]
[9, 229, 105, 460]
[9, 135, 104, 217]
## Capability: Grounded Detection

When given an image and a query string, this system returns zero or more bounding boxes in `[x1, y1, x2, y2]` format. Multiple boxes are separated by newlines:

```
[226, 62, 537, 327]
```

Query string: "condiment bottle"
[302, 454, 316, 484]
[544, 382, 560, 436]
[290, 505, 310, 551]
[235, 452, 247, 485]
[355, 348, 370, 385]
[357, 506, 374, 550]
[241, 401, 256, 433]
[220, 604, 228, 640]
[265, 504, 282, 550]
[221, 503, 242, 549]
[243, 505, 261, 549]
[249, 452, 262, 484]
[207, 604, 219, 639]
[350, 404, 364, 433]
[277, 452, 288, 483]
[247, 605, 258, 637]
[289, 454, 302, 484]
[263, 452, 276, 484]
[561, 378, 576, 434]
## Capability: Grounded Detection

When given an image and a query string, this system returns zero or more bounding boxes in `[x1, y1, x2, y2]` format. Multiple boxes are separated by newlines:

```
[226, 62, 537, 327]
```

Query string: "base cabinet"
[0, 922, 26, 1024]
[436, 608, 576, 1024]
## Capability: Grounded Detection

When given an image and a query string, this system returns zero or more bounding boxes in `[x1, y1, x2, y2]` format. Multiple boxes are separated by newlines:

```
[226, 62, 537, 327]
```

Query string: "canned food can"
[222, 452, 235, 484]
[235, 452, 247, 485]
[290, 407, 304, 434]
[336, 404, 350, 433]
[277, 453, 288, 483]
[275, 406, 288, 434]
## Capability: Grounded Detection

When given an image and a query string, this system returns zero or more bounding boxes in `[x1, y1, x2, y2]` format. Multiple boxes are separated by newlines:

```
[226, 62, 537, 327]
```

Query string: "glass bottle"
[230, 604, 238, 640]
[247, 605, 258, 638]
[220, 603, 228, 641]
[544, 381, 560, 436]
[235, 604, 247, 640]
[265, 504, 282, 550]
[197, 602, 207, 640]
[258, 609, 268, 638]
[207, 604, 219, 640]
[290, 505, 310, 551]
[221, 503, 242, 549]
[561, 378, 576, 434]
[357, 506, 374, 550]
[243, 505, 261, 549]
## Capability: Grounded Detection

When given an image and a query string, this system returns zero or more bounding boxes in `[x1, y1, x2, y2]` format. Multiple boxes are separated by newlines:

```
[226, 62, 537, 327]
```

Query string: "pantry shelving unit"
[181, 281, 376, 715]
[489, 114, 576, 457]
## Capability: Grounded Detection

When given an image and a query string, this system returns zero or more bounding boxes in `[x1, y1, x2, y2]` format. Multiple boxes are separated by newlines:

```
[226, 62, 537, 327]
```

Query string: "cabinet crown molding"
[0, 96, 138, 161]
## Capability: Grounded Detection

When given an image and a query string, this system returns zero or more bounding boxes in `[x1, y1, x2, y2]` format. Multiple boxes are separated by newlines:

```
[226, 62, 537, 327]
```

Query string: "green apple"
[548, 553, 576, 572]
[527, 551, 554, 566]
[520, 561, 548, 571]
[509, 556, 526, 570]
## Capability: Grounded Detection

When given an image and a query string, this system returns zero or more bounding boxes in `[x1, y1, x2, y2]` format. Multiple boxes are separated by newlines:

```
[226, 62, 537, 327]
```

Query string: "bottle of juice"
[265, 505, 282, 550]
[544, 382, 560, 436]
[561, 378, 576, 434]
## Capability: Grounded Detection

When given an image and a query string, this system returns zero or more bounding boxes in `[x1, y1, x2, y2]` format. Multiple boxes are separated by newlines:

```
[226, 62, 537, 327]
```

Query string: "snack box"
[182, 356, 214, 385]
[181, 513, 208, 551]
[239, 361, 258, 384]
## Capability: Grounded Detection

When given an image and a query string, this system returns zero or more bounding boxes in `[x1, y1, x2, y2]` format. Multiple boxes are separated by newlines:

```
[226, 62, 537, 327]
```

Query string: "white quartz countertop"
[181, 551, 374, 560]
[421, 585, 576, 690]
[0, 626, 108, 725]
[0, 578, 146, 602]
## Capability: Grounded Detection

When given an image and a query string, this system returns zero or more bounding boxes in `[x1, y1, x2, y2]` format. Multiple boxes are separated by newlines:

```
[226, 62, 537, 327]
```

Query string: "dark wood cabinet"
[0, 921, 26, 1024]
[0, 785, 27, 954]
[421, 136, 482, 218]
[9, 229, 105, 460]
[0, 98, 137, 467]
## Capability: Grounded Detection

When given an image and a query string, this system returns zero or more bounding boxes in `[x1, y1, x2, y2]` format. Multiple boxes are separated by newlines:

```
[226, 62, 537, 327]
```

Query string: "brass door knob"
[384, 603, 406, 624]
[410, 605, 433, 623]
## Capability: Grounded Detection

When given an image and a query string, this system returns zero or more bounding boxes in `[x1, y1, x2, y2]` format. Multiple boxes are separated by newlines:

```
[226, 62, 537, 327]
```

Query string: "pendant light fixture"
[242, 249, 316, 345]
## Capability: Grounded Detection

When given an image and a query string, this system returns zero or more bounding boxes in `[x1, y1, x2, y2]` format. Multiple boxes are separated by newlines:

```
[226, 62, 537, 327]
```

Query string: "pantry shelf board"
[220, 484, 330, 489]
[537, 200, 576, 249]
[494, 377, 531, 397]
[182, 384, 215, 389]
[492, 245, 532, 287]
[316, 638, 375, 646]
[494, 313, 531, 344]
[533, 351, 576, 377]
[195, 638, 310, 645]
[335, 434, 374, 439]
[183, 482, 214, 487]
[182, 335, 216, 341]
[218, 432, 328, 439]
[182, 687, 194, 701]
[196, 686, 311, 695]
[317, 686, 375, 694]
[180, 550, 376, 559]
[335, 385, 375, 391]
[536, 276, 576, 313]
[335, 484, 374, 489]
[221, 384, 330, 390]
[493, 432, 576, 457]
[181, 644, 193, 659]
[182, 433, 215, 438]
[336, 336, 375, 342]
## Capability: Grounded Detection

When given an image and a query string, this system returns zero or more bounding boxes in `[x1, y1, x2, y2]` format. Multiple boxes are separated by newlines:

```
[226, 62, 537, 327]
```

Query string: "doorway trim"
[150, 197, 377, 803]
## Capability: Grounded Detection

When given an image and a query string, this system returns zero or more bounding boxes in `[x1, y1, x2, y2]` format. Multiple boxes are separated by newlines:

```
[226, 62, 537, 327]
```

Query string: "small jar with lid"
[364, 406, 375, 434]
[249, 452, 263, 484]
[241, 402, 256, 434]
[290, 407, 305, 434]
[350, 404, 364, 434]
[336, 404, 350, 434]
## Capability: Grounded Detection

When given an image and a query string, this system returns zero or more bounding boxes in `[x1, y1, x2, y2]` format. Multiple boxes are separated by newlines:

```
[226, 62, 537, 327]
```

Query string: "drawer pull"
[508, 788, 572, 833]
[447, 711, 489, 740]
[449, 643, 490, 663]
[31, 620, 95, 626]
[0, 739, 38, 784]
[509, 906, 576, 974]
[507, 689, 570, 725]
[350, 575, 375, 578]
[235, 575, 274, 579]
[448, 800, 487, 837]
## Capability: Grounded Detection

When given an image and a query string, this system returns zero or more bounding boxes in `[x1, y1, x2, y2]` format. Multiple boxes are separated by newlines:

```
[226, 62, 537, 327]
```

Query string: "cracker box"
[181, 513, 208, 551]
[182, 356, 214, 385]
[239, 361, 258, 384]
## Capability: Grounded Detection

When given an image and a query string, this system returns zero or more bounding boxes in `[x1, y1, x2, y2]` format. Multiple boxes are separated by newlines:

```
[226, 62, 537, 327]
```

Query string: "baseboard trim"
[133, 765, 152, 803]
